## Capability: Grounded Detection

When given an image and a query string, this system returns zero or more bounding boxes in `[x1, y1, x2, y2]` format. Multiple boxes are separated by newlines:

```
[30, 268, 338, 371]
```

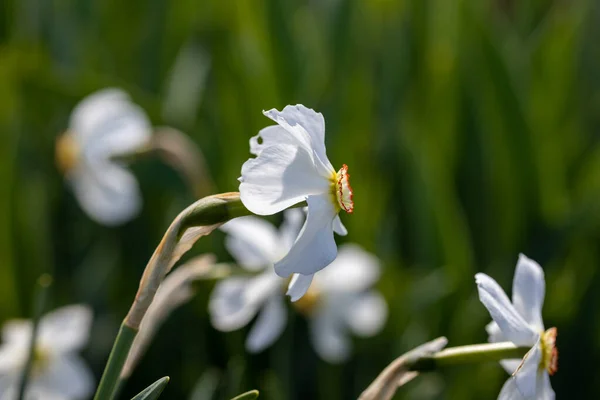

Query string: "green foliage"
[1, 0, 599, 399]
[131, 377, 170, 400]
[230, 390, 259, 400]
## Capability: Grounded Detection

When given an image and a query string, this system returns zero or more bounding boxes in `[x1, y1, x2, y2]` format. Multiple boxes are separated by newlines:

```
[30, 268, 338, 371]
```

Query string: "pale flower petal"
[274, 194, 337, 277]
[36, 354, 95, 399]
[513, 344, 543, 399]
[286, 274, 315, 302]
[240, 144, 330, 215]
[70, 88, 151, 158]
[209, 277, 260, 331]
[38, 305, 92, 354]
[345, 291, 388, 337]
[536, 371, 555, 400]
[475, 273, 538, 346]
[498, 378, 526, 400]
[310, 306, 350, 363]
[246, 296, 287, 353]
[221, 216, 280, 271]
[249, 126, 302, 156]
[69, 164, 142, 226]
[512, 254, 545, 331]
[332, 215, 348, 236]
[317, 244, 381, 293]
[263, 105, 334, 176]
[209, 272, 281, 332]
[279, 208, 306, 250]
[486, 321, 522, 374]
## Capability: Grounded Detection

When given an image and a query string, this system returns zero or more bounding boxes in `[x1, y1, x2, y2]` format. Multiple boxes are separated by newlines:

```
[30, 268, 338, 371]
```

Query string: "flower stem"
[93, 193, 251, 400]
[408, 341, 530, 371]
[93, 324, 137, 400]
[17, 274, 52, 400]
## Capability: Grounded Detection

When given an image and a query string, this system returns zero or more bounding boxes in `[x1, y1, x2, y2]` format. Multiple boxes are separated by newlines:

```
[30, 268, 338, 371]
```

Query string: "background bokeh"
[1, 0, 599, 398]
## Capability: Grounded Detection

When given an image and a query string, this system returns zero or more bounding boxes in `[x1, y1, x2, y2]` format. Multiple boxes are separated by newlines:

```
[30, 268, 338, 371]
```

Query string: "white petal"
[274, 194, 337, 277]
[332, 215, 348, 236]
[475, 273, 538, 346]
[246, 296, 287, 353]
[512, 254, 545, 331]
[38, 305, 92, 354]
[249, 125, 302, 156]
[263, 105, 334, 176]
[498, 378, 526, 400]
[2, 319, 31, 345]
[209, 272, 281, 332]
[286, 274, 314, 302]
[209, 278, 259, 332]
[310, 306, 350, 363]
[536, 371, 555, 400]
[36, 354, 95, 399]
[486, 321, 522, 374]
[221, 216, 280, 271]
[69, 163, 142, 226]
[239, 144, 330, 215]
[317, 244, 381, 293]
[279, 208, 306, 251]
[70, 88, 151, 158]
[345, 291, 388, 337]
[0, 344, 26, 374]
[513, 344, 543, 399]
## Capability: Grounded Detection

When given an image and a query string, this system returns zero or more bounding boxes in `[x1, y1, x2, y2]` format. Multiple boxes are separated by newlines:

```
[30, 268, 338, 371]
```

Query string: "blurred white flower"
[209, 210, 304, 353]
[289, 244, 387, 363]
[56, 88, 152, 226]
[475, 254, 557, 400]
[209, 212, 386, 362]
[239, 104, 352, 278]
[0, 305, 94, 400]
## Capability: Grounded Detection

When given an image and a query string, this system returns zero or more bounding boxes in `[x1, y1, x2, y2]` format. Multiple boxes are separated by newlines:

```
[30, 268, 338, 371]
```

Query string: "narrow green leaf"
[230, 390, 259, 400]
[131, 376, 170, 400]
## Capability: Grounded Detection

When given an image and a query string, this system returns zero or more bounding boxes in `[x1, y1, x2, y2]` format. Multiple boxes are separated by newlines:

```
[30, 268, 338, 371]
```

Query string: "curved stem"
[93, 193, 250, 400]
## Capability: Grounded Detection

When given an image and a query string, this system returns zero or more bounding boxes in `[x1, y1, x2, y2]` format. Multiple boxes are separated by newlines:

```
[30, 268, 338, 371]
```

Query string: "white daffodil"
[0, 305, 94, 400]
[475, 254, 557, 400]
[239, 104, 352, 278]
[56, 88, 152, 226]
[288, 244, 387, 363]
[209, 210, 305, 352]
[209, 211, 386, 363]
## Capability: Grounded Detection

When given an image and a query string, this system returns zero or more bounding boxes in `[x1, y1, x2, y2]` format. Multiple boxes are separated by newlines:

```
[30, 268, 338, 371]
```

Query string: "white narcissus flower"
[475, 254, 557, 400]
[56, 88, 152, 226]
[288, 244, 388, 363]
[209, 212, 386, 363]
[209, 210, 305, 353]
[0, 305, 94, 400]
[239, 105, 353, 278]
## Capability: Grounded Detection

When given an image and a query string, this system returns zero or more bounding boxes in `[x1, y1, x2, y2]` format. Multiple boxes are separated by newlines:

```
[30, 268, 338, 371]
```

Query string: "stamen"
[541, 327, 558, 375]
[336, 164, 354, 213]
[293, 286, 321, 316]
[55, 131, 80, 173]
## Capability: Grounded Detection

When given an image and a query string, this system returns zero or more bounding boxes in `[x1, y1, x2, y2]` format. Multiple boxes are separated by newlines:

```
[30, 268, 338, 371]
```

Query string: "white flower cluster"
[48, 93, 559, 399]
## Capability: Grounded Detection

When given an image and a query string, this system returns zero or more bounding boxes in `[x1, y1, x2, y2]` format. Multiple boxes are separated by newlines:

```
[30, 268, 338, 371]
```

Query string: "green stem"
[409, 341, 530, 371]
[17, 274, 52, 400]
[93, 324, 137, 400]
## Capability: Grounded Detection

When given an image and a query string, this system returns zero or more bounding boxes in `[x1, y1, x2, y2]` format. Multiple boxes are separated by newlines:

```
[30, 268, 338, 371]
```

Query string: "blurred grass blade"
[230, 390, 259, 400]
[131, 376, 170, 400]
[188, 368, 221, 400]
[17, 274, 53, 400]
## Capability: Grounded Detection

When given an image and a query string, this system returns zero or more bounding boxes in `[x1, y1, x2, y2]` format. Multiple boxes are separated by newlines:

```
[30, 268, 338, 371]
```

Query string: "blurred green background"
[1, 0, 599, 398]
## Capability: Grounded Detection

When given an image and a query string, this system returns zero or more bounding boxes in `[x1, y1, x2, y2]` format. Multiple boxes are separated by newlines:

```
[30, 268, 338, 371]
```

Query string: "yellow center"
[540, 327, 558, 375]
[292, 285, 321, 316]
[55, 131, 80, 173]
[330, 164, 354, 213]
[31, 346, 50, 377]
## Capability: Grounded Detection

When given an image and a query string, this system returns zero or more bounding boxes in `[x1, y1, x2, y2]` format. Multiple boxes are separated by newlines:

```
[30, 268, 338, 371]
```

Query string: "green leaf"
[131, 377, 170, 400]
[230, 390, 259, 400]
